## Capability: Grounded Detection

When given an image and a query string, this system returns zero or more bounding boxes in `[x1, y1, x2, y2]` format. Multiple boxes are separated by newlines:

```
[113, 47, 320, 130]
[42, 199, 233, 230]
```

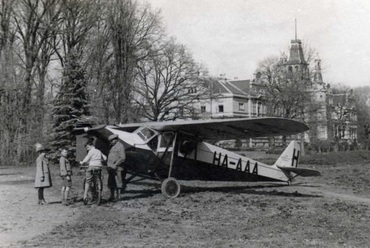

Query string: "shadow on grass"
[0, 172, 23, 176]
[120, 188, 162, 201]
[117, 181, 322, 200]
[179, 184, 322, 198]
[0, 179, 34, 185]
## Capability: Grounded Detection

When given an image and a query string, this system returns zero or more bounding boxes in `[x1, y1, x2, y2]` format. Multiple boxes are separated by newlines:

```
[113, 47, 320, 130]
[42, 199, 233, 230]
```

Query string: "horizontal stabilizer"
[278, 166, 321, 177]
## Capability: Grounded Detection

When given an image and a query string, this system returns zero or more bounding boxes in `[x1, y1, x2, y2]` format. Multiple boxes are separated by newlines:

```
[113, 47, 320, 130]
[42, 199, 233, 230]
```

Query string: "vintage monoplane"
[74, 117, 320, 198]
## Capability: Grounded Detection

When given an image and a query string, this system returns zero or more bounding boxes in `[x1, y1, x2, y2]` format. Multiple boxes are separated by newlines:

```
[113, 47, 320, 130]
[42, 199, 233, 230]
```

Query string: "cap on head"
[35, 143, 45, 152]
[61, 147, 68, 153]
[108, 134, 118, 141]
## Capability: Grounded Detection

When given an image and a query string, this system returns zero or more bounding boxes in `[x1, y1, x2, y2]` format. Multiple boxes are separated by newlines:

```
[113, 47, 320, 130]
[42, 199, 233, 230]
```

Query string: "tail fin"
[274, 140, 300, 168]
[275, 140, 321, 177]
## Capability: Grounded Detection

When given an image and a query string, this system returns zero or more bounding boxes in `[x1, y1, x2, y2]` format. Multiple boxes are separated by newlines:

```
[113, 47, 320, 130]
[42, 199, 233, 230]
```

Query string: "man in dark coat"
[107, 134, 126, 201]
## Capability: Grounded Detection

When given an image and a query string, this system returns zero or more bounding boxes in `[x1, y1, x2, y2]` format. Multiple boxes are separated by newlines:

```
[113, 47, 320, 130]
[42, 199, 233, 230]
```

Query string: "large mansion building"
[192, 37, 357, 146]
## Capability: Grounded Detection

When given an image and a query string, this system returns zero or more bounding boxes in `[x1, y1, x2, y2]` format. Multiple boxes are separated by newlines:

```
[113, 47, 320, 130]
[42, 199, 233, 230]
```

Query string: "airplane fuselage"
[109, 126, 291, 183]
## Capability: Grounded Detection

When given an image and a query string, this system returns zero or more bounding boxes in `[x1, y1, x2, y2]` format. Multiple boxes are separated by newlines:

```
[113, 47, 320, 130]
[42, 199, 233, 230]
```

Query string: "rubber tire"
[161, 177, 181, 198]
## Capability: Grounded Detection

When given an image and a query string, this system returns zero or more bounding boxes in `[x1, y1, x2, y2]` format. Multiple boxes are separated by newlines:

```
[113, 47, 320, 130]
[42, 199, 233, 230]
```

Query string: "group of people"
[34, 133, 126, 205]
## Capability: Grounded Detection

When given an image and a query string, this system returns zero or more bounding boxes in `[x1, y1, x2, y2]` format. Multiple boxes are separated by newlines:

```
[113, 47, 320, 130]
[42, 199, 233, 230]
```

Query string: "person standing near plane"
[34, 143, 52, 205]
[59, 148, 72, 205]
[80, 139, 107, 202]
[107, 134, 126, 201]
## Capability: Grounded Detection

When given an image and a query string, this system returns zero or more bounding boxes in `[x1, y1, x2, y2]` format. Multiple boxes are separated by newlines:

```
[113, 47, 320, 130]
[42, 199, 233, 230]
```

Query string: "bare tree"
[10, 0, 62, 163]
[354, 86, 370, 148]
[87, 0, 163, 124]
[255, 56, 280, 117]
[0, 0, 16, 87]
[256, 55, 321, 147]
[135, 38, 208, 121]
[257, 56, 316, 119]
[13, 0, 61, 114]
[0, 0, 21, 165]
[54, 0, 98, 66]
[0, 0, 16, 53]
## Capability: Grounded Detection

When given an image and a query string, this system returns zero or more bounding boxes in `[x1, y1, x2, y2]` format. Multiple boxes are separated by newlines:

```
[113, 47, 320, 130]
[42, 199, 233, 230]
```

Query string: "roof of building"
[205, 79, 266, 97]
[287, 39, 307, 65]
[205, 79, 250, 95]
[332, 94, 347, 106]
[209, 80, 230, 94]
[228, 80, 251, 94]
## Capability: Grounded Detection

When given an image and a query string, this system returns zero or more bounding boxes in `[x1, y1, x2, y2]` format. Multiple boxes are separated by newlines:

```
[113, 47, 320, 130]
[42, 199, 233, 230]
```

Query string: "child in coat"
[34, 143, 52, 205]
[60, 148, 72, 205]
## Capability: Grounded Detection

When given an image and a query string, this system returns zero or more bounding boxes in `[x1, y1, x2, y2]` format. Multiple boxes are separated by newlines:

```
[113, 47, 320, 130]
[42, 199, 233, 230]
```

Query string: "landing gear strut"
[161, 177, 181, 198]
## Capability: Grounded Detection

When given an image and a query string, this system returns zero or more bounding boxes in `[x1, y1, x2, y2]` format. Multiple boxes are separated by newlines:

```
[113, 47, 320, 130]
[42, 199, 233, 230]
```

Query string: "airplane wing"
[113, 117, 309, 140]
[72, 124, 113, 140]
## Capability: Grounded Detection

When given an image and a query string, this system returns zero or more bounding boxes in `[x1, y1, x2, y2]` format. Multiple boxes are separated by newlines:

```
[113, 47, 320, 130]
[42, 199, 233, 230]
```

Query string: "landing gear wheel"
[161, 177, 181, 198]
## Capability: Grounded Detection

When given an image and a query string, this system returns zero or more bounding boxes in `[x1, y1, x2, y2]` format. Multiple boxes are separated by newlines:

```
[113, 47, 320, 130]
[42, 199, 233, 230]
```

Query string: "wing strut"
[161, 132, 181, 198]
[150, 132, 177, 179]
[168, 132, 178, 178]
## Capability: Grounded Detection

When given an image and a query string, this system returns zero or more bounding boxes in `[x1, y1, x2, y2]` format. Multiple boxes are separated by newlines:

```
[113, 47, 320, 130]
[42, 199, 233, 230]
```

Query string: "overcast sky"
[143, 0, 370, 88]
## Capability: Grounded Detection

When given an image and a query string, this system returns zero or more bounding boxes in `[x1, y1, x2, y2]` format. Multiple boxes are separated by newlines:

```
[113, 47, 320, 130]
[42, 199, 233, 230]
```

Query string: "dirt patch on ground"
[1, 160, 370, 247]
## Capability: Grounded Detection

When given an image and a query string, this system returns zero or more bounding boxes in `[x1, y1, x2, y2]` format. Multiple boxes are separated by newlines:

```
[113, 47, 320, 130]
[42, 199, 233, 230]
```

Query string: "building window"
[201, 106, 206, 113]
[178, 107, 184, 116]
[239, 102, 244, 111]
[218, 105, 224, 113]
[252, 101, 257, 115]
[187, 87, 197, 93]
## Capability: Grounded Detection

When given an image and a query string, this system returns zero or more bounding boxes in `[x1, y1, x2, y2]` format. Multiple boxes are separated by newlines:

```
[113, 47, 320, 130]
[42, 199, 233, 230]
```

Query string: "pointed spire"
[287, 19, 306, 65]
[295, 19, 297, 41]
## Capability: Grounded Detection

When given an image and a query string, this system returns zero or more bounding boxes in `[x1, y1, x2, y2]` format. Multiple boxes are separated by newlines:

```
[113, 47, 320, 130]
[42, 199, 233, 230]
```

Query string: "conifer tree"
[50, 52, 90, 161]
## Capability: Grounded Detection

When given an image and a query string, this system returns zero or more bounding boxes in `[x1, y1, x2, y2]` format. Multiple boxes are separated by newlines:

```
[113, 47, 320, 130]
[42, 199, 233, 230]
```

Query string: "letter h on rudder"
[291, 149, 299, 167]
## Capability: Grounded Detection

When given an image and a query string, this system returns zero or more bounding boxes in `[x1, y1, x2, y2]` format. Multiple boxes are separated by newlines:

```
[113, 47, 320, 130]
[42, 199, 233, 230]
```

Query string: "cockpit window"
[160, 132, 174, 148]
[137, 127, 157, 141]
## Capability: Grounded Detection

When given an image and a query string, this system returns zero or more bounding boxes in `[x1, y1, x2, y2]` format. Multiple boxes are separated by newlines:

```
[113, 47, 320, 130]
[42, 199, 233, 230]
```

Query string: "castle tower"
[278, 20, 309, 78]
[287, 39, 308, 66]
[279, 52, 288, 64]
[313, 53, 323, 83]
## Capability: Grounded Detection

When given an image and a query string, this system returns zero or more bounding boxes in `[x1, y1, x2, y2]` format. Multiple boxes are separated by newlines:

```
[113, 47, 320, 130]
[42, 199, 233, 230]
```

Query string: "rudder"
[273, 140, 301, 168]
